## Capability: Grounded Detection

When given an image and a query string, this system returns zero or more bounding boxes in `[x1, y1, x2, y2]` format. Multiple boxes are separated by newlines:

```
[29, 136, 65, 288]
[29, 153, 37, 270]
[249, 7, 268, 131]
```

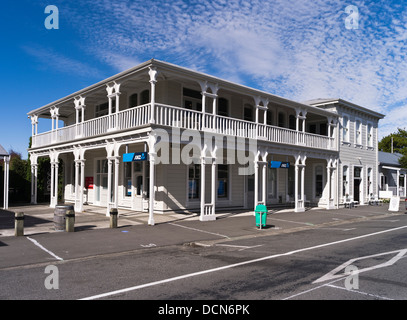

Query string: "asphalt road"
[1, 205, 407, 309]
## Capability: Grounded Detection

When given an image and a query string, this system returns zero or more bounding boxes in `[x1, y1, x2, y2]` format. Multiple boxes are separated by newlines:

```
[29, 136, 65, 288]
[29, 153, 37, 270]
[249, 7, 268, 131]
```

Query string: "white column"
[107, 157, 113, 216]
[200, 156, 206, 220]
[262, 162, 267, 205]
[149, 67, 158, 124]
[31, 162, 38, 204]
[80, 160, 85, 212]
[294, 163, 299, 212]
[50, 161, 55, 208]
[148, 152, 156, 225]
[3, 156, 9, 210]
[54, 161, 59, 206]
[114, 156, 120, 208]
[211, 158, 216, 215]
[254, 160, 259, 209]
[74, 160, 80, 211]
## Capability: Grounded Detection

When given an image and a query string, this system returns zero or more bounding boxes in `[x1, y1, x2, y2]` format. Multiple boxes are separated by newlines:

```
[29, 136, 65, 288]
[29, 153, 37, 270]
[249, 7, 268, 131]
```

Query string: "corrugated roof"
[379, 151, 402, 166]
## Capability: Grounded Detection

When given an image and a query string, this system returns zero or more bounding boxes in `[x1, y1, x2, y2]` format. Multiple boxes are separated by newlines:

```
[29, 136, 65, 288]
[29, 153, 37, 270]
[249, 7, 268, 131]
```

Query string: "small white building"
[27, 59, 384, 224]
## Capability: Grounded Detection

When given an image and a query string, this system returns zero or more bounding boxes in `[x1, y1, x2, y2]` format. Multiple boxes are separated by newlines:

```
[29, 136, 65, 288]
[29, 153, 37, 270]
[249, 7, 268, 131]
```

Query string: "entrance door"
[354, 179, 361, 202]
[354, 166, 362, 202]
[95, 159, 109, 205]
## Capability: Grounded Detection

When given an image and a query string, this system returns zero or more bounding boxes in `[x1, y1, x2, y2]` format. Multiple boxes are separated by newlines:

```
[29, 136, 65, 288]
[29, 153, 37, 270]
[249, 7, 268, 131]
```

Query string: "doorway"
[354, 166, 362, 202]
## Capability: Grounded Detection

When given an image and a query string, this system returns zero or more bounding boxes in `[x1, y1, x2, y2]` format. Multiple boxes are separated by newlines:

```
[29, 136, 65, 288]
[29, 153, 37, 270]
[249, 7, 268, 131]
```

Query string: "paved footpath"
[0, 202, 405, 269]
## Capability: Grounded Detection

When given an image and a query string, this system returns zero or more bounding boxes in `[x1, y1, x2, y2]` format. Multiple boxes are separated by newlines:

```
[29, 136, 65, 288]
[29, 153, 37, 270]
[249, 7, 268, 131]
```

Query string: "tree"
[378, 128, 407, 168]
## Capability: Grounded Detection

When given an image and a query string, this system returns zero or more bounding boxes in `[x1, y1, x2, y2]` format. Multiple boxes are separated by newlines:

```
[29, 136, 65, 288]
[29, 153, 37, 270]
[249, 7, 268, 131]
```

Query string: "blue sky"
[1, 0, 407, 159]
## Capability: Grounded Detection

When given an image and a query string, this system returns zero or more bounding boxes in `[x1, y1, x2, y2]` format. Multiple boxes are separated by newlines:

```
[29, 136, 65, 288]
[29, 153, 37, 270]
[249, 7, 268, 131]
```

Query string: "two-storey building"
[27, 59, 384, 225]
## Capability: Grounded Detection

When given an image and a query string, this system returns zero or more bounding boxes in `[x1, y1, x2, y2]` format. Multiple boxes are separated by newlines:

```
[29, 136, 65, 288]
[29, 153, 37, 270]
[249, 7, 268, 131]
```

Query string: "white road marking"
[271, 218, 314, 226]
[80, 225, 407, 300]
[27, 237, 63, 261]
[216, 244, 264, 251]
[169, 223, 230, 239]
[326, 283, 393, 300]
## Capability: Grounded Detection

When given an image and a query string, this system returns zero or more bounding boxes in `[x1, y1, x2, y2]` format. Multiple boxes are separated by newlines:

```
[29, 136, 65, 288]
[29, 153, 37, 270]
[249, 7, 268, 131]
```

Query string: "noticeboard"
[389, 196, 400, 212]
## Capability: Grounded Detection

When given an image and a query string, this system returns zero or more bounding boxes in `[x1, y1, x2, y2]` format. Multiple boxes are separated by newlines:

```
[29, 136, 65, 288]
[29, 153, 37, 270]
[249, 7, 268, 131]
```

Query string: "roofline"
[28, 59, 338, 119]
[308, 98, 385, 119]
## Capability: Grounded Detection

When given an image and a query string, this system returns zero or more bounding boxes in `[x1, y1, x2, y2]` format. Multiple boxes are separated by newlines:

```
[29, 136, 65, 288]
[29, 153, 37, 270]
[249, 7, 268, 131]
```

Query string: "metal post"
[65, 209, 75, 232]
[110, 208, 118, 228]
[14, 212, 24, 237]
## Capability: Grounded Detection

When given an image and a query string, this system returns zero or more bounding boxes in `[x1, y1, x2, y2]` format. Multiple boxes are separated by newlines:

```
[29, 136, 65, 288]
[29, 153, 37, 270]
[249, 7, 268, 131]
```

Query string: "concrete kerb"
[0, 202, 404, 240]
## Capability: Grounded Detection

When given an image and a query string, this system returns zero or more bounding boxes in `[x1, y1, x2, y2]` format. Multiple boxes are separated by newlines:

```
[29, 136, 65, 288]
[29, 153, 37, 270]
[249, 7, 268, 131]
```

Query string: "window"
[367, 167, 372, 196]
[95, 102, 113, 118]
[266, 110, 273, 126]
[217, 164, 229, 198]
[315, 165, 323, 198]
[129, 93, 138, 107]
[355, 120, 362, 145]
[123, 162, 132, 197]
[343, 165, 349, 196]
[183, 88, 202, 111]
[267, 167, 277, 199]
[289, 115, 296, 130]
[188, 164, 200, 200]
[244, 104, 253, 121]
[140, 90, 150, 105]
[354, 166, 361, 178]
[218, 98, 228, 116]
[278, 112, 285, 127]
[342, 116, 349, 142]
[367, 123, 373, 147]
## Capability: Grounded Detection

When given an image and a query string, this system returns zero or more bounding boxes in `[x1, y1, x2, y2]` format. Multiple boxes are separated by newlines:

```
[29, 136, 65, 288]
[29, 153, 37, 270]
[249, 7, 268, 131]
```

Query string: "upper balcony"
[31, 102, 337, 151]
[28, 59, 339, 153]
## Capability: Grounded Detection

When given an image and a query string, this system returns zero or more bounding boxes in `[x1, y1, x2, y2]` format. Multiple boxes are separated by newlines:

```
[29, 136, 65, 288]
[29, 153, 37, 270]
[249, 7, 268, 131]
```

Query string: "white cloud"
[57, 0, 407, 136]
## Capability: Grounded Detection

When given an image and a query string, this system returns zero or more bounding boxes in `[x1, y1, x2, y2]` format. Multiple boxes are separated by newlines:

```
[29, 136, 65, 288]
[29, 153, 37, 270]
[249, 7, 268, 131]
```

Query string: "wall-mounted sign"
[123, 152, 148, 162]
[269, 161, 290, 169]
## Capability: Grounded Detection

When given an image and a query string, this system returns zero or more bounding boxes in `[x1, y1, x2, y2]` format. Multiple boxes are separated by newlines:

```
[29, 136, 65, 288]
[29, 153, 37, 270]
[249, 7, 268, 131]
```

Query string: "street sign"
[269, 161, 290, 169]
[123, 152, 148, 162]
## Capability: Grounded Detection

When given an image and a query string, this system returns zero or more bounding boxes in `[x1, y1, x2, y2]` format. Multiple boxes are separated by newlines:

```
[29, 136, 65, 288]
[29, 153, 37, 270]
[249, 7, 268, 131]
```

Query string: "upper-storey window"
[266, 110, 273, 126]
[342, 116, 349, 142]
[278, 112, 285, 127]
[129, 93, 138, 108]
[244, 104, 253, 121]
[367, 122, 373, 148]
[288, 115, 296, 130]
[355, 119, 362, 145]
[95, 102, 115, 118]
[140, 89, 150, 105]
[183, 88, 202, 111]
[218, 98, 228, 117]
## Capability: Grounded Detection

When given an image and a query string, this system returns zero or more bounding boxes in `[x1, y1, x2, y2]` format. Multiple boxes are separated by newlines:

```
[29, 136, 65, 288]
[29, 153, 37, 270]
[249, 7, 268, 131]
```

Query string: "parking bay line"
[27, 237, 63, 261]
[80, 225, 407, 300]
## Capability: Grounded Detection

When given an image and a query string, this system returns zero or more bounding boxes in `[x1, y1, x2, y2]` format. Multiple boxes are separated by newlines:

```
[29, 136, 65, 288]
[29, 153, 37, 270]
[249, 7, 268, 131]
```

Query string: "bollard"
[110, 208, 118, 228]
[14, 212, 24, 237]
[65, 209, 75, 232]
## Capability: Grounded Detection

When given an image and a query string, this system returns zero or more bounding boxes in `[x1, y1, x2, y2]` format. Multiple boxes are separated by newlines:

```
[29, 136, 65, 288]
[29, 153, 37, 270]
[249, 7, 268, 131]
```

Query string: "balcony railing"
[31, 103, 336, 151]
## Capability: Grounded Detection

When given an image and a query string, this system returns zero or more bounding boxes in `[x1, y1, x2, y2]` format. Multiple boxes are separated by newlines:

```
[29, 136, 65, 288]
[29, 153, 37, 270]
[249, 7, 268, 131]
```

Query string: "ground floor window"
[188, 164, 200, 200]
[315, 165, 323, 198]
[217, 164, 228, 198]
[267, 167, 277, 199]
[343, 165, 349, 197]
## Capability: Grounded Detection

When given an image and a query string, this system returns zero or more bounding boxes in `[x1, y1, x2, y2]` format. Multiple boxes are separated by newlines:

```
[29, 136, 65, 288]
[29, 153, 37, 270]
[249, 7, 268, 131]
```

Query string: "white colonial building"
[27, 59, 384, 224]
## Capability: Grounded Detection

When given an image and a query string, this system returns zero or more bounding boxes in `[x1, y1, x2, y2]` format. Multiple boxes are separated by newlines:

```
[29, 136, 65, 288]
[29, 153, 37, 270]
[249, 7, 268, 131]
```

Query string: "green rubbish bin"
[255, 204, 268, 229]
